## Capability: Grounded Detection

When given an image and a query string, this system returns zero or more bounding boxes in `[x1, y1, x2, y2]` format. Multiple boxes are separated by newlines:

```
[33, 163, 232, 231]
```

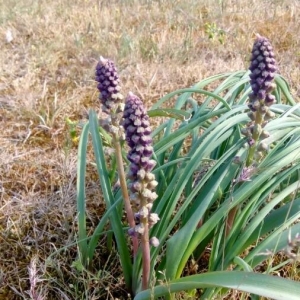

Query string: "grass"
[1, 0, 300, 299]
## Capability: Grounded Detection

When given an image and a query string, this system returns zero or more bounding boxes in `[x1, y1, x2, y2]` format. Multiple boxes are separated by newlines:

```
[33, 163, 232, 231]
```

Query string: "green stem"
[234, 103, 265, 235]
[246, 144, 256, 167]
[112, 133, 139, 256]
[141, 217, 150, 290]
[246, 105, 263, 166]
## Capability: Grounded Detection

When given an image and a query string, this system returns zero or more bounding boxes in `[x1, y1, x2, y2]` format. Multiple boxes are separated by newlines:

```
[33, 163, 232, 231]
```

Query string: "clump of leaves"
[76, 36, 300, 299]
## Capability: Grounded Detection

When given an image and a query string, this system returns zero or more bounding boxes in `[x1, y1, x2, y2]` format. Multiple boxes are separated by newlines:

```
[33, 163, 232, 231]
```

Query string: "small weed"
[205, 22, 226, 44]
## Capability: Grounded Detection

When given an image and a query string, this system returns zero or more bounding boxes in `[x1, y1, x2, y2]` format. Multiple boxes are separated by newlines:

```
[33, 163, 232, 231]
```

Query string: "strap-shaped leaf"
[89, 110, 132, 288]
[76, 121, 90, 265]
[134, 271, 300, 300]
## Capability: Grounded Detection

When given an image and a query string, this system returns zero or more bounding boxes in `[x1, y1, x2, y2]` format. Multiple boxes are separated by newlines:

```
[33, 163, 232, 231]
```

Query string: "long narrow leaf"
[87, 197, 123, 263]
[89, 110, 132, 288]
[134, 271, 300, 300]
[76, 121, 90, 265]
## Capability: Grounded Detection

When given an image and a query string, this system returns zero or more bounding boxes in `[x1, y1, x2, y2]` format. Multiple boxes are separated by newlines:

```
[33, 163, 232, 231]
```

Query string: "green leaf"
[148, 108, 191, 121]
[89, 110, 132, 288]
[71, 259, 85, 272]
[87, 197, 123, 263]
[233, 257, 253, 272]
[76, 121, 90, 265]
[275, 75, 296, 105]
[154, 108, 229, 156]
[151, 87, 231, 110]
[134, 271, 300, 300]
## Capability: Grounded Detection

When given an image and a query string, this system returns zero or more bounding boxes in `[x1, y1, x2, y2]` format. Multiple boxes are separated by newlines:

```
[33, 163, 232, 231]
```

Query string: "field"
[1, 0, 300, 299]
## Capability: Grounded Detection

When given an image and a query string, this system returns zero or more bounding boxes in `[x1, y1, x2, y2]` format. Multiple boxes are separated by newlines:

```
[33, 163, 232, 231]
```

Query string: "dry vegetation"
[0, 0, 300, 299]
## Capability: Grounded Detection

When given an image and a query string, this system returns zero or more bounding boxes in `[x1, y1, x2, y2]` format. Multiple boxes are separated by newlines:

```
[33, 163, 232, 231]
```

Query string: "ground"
[1, 0, 300, 299]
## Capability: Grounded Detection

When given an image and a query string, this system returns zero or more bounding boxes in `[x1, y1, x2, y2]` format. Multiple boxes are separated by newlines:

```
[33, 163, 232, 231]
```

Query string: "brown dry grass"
[1, 0, 300, 299]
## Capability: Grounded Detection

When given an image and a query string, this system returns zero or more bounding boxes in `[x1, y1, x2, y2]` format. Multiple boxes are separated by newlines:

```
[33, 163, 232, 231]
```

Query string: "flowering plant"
[77, 37, 300, 299]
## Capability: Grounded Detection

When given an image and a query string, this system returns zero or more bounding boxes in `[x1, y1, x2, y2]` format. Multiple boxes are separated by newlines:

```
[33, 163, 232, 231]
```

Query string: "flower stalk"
[227, 35, 277, 236]
[245, 34, 277, 166]
[112, 133, 139, 256]
[96, 57, 138, 255]
[123, 92, 159, 290]
[96, 58, 159, 289]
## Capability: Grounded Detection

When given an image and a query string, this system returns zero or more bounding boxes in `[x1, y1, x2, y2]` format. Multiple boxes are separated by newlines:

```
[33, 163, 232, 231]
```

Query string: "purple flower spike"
[124, 92, 156, 179]
[95, 57, 123, 112]
[245, 36, 277, 165]
[123, 92, 159, 236]
[249, 35, 277, 104]
[123, 92, 154, 176]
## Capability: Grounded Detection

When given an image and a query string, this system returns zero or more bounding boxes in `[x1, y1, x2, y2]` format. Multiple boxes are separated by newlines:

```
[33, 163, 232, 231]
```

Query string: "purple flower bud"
[129, 163, 139, 176]
[128, 152, 141, 164]
[143, 145, 154, 157]
[248, 103, 257, 112]
[265, 94, 276, 106]
[128, 227, 137, 237]
[236, 166, 256, 182]
[248, 138, 255, 146]
[144, 159, 156, 172]
[134, 212, 140, 221]
[257, 89, 266, 100]
[130, 181, 143, 193]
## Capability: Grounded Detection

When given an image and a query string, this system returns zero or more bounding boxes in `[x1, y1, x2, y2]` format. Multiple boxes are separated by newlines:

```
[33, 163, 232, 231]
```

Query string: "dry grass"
[1, 0, 300, 299]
